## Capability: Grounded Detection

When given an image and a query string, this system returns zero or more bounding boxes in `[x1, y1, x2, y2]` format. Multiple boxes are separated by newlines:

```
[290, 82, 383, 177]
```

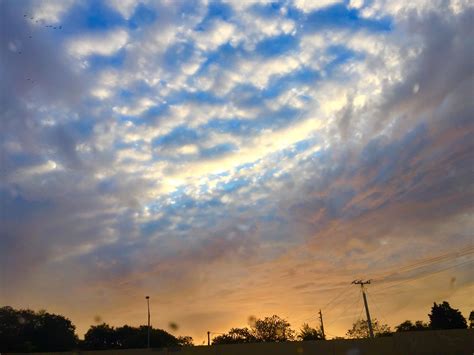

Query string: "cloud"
[1, 0, 473, 342]
[106, 0, 140, 20]
[68, 29, 129, 57]
[194, 20, 238, 52]
[30, 0, 76, 23]
[294, 0, 343, 13]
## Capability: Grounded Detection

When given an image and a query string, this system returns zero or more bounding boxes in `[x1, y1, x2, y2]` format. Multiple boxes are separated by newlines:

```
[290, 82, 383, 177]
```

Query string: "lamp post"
[146, 296, 150, 348]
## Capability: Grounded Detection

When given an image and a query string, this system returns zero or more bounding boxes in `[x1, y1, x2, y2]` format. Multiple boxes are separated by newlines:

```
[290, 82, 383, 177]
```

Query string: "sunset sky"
[1, 0, 473, 344]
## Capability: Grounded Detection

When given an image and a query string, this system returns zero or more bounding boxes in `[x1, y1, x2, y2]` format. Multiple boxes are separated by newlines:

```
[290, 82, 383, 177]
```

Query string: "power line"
[365, 288, 390, 328]
[318, 257, 472, 338]
[350, 288, 364, 329]
[371, 259, 474, 296]
[299, 248, 472, 342]
[321, 283, 354, 312]
[374, 247, 473, 282]
[372, 246, 474, 283]
[356, 299, 364, 324]
[321, 247, 473, 310]
[324, 288, 361, 329]
[322, 284, 355, 315]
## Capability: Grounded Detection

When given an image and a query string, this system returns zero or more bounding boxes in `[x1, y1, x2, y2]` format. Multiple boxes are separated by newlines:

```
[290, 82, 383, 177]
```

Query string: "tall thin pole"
[352, 280, 374, 339]
[207, 331, 211, 346]
[146, 296, 150, 348]
[319, 309, 326, 340]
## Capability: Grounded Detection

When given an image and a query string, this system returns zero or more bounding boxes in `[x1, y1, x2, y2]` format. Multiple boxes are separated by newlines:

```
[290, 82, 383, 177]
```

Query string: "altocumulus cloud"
[1, 0, 473, 341]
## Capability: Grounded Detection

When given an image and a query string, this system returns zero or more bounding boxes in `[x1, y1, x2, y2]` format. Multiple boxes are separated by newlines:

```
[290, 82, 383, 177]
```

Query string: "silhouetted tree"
[83, 323, 118, 350]
[0, 306, 77, 353]
[428, 301, 467, 330]
[253, 315, 295, 342]
[212, 315, 295, 344]
[212, 327, 257, 344]
[144, 326, 181, 348]
[115, 325, 139, 349]
[395, 320, 429, 332]
[297, 323, 324, 341]
[346, 318, 391, 339]
[177, 335, 194, 346]
[469, 311, 474, 329]
[83, 323, 182, 350]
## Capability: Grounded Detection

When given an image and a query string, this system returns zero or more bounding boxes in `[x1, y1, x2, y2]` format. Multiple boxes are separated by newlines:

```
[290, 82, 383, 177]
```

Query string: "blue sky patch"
[304, 3, 392, 32]
[255, 34, 299, 57]
[129, 4, 156, 29]
[63, 1, 126, 31]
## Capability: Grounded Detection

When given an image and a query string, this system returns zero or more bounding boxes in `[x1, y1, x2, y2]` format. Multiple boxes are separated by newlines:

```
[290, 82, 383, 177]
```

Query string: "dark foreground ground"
[8, 329, 474, 355]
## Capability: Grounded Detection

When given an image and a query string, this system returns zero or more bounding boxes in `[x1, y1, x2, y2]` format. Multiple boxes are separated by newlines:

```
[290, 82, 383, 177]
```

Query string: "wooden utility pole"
[318, 309, 326, 340]
[207, 331, 211, 346]
[352, 280, 374, 338]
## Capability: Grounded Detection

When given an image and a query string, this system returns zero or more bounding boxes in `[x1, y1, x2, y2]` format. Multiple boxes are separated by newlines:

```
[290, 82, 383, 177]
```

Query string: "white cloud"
[239, 54, 302, 89]
[194, 20, 238, 52]
[225, 0, 272, 11]
[293, 0, 343, 13]
[31, 0, 75, 23]
[113, 97, 156, 116]
[11, 160, 61, 182]
[230, 11, 297, 52]
[358, 0, 472, 20]
[106, 0, 141, 19]
[240, 16, 296, 49]
[68, 29, 129, 57]
[91, 87, 112, 100]
[349, 0, 364, 9]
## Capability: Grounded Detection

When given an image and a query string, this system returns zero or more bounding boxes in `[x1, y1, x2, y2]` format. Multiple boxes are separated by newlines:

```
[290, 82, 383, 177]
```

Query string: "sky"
[1, 0, 473, 344]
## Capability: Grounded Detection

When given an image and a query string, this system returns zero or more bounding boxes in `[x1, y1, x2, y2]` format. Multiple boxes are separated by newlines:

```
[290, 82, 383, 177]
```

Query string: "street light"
[146, 296, 150, 348]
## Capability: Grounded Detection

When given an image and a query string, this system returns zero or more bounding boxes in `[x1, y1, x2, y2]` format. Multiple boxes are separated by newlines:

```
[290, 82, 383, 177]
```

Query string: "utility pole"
[146, 296, 151, 348]
[318, 309, 326, 340]
[207, 331, 211, 346]
[352, 280, 374, 339]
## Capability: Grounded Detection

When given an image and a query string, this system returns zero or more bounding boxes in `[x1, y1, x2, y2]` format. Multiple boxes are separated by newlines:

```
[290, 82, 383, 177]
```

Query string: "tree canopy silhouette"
[254, 315, 295, 342]
[395, 320, 429, 332]
[212, 327, 257, 344]
[0, 306, 77, 353]
[346, 318, 391, 339]
[177, 335, 194, 346]
[212, 315, 295, 344]
[297, 323, 324, 341]
[83, 323, 118, 349]
[428, 301, 467, 330]
[83, 323, 183, 350]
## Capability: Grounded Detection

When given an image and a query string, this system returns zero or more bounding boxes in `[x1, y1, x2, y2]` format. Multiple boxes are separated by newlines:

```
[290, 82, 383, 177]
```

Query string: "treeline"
[212, 315, 322, 344]
[345, 301, 469, 339]
[0, 307, 77, 352]
[83, 323, 193, 350]
[212, 301, 471, 344]
[0, 306, 192, 353]
[0, 301, 471, 352]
